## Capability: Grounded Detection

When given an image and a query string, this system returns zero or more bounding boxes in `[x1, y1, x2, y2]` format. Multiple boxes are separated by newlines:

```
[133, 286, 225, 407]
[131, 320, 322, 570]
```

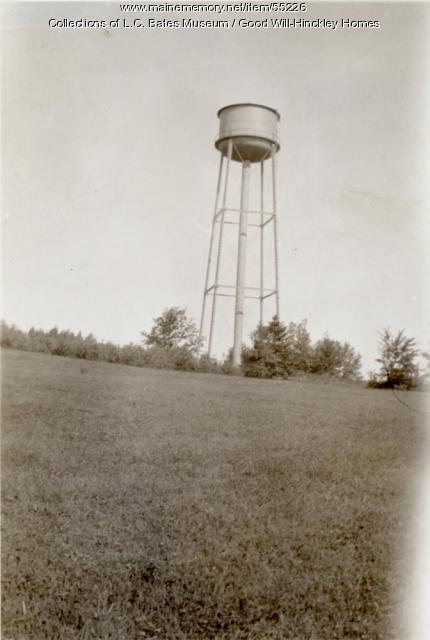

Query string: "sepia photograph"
[2, 1, 430, 638]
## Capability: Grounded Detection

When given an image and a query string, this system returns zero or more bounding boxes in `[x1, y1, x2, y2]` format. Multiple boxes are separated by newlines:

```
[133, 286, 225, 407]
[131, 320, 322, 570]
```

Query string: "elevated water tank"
[215, 103, 280, 163]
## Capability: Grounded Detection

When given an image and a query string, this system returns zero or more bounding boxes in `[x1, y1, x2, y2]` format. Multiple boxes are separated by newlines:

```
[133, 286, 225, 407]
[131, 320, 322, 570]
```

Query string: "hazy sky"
[2, 1, 429, 373]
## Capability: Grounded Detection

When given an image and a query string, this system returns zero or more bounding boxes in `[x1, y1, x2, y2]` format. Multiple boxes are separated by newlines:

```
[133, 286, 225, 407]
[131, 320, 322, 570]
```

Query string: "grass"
[1, 349, 427, 639]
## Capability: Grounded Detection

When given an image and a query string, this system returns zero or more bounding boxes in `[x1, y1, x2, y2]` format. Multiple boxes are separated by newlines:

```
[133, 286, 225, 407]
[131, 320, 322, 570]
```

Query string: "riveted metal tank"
[215, 103, 280, 163]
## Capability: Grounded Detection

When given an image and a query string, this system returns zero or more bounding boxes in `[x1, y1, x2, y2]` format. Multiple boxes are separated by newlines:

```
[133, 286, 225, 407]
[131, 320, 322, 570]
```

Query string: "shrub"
[372, 329, 420, 389]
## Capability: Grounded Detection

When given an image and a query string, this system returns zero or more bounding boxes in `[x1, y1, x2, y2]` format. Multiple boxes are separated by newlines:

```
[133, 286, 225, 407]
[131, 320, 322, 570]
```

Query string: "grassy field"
[1, 349, 427, 639]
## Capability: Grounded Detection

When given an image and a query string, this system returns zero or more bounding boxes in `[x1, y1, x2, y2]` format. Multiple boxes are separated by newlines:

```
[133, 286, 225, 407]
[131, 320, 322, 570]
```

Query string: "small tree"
[242, 316, 293, 378]
[285, 320, 312, 374]
[141, 307, 200, 353]
[242, 326, 277, 378]
[337, 342, 362, 380]
[310, 335, 361, 380]
[264, 316, 292, 377]
[374, 328, 419, 389]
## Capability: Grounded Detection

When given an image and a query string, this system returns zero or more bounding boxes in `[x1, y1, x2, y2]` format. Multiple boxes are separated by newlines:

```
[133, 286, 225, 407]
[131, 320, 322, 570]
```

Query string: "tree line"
[0, 314, 226, 374]
[1, 309, 428, 388]
[242, 317, 362, 380]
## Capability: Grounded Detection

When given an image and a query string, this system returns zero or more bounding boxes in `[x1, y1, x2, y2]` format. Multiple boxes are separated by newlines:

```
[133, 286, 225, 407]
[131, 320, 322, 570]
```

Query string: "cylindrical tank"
[215, 103, 280, 163]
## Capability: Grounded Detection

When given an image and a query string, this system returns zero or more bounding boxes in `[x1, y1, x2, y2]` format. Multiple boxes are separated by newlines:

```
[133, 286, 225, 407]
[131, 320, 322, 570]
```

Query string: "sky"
[2, 1, 430, 374]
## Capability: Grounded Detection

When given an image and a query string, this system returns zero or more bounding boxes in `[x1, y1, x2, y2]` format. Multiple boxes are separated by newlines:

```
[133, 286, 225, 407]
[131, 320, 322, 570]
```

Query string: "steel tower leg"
[259, 160, 264, 326]
[207, 138, 233, 357]
[198, 153, 224, 354]
[271, 144, 280, 317]
[233, 159, 251, 367]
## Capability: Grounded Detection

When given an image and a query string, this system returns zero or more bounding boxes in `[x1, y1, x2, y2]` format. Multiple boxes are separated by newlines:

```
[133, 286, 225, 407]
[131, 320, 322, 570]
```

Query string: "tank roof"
[217, 103, 280, 120]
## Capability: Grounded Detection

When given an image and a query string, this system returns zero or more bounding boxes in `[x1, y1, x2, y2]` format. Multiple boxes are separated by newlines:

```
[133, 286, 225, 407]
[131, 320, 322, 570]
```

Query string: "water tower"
[199, 103, 281, 366]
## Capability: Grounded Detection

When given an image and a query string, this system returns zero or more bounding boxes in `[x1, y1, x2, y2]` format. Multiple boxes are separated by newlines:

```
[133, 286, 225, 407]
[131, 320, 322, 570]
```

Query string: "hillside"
[1, 349, 427, 639]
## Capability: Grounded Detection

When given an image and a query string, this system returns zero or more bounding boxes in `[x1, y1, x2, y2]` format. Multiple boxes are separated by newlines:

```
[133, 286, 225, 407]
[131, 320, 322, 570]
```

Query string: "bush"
[170, 347, 197, 372]
[196, 354, 222, 374]
[371, 329, 420, 389]
[310, 337, 361, 380]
